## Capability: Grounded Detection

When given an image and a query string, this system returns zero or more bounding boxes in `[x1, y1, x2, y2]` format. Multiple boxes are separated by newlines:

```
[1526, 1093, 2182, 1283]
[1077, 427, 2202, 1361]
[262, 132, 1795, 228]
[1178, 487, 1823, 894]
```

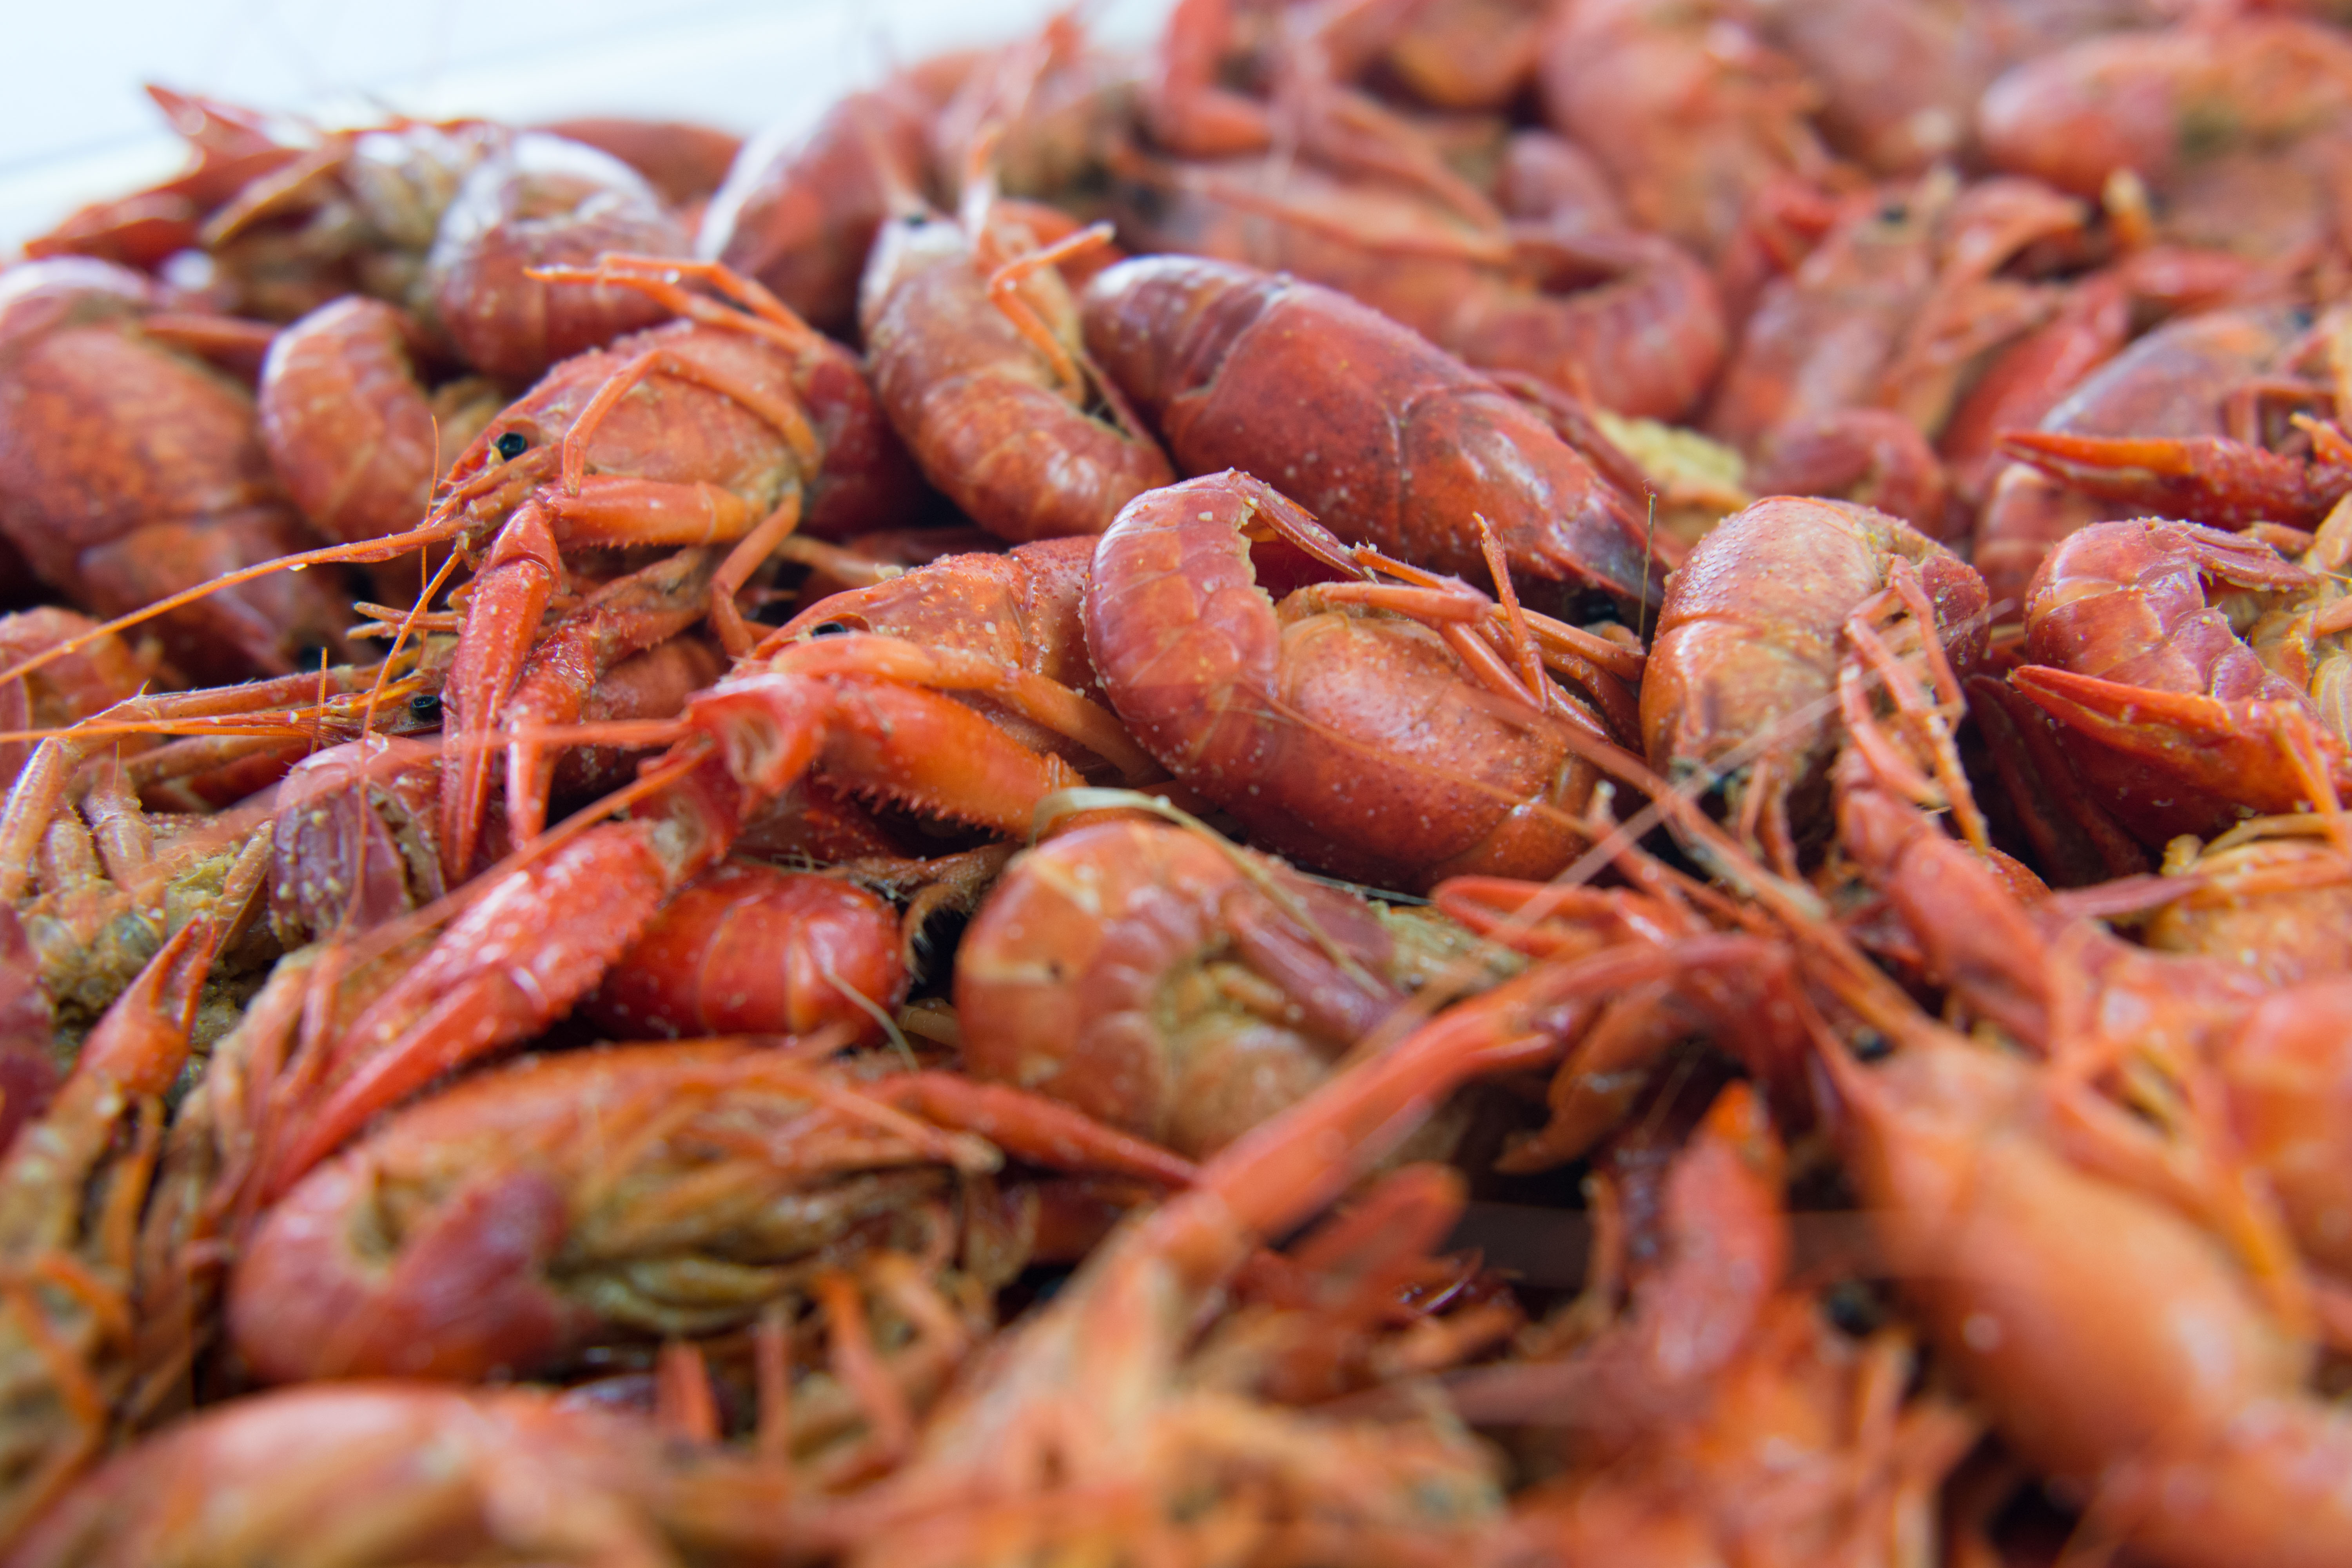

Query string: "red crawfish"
[1082, 256, 1663, 610]
[1537, 0, 1833, 262]
[1085, 470, 1649, 891]
[1702, 169, 2091, 536]
[254, 295, 499, 600]
[701, 49, 988, 338]
[421, 131, 691, 383]
[0, 920, 220, 1537]
[22, 87, 305, 273]
[1459, 1082, 1978, 1565]
[0, 257, 922, 884]
[1937, 242, 2262, 509]
[2007, 517, 2352, 845]
[956, 816, 1509, 1157]
[236, 590, 1150, 1197]
[0, 258, 351, 684]
[142, 109, 503, 325]
[6, 1383, 804, 1567]
[833, 920, 1771, 1566]
[858, 173, 1174, 542]
[1109, 142, 1730, 423]
[1974, 304, 2312, 617]
[229, 1040, 1193, 1385]
[2, 656, 426, 1031]
[1805, 882, 2352, 1568]
[1640, 494, 1989, 873]
[366, 256, 922, 887]
[1980, 12, 2352, 262]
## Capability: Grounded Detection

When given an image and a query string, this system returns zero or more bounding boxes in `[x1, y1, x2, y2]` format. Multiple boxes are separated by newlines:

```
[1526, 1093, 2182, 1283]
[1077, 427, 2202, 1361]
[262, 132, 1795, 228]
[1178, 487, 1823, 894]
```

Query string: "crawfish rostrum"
[9, 3, 2352, 1564]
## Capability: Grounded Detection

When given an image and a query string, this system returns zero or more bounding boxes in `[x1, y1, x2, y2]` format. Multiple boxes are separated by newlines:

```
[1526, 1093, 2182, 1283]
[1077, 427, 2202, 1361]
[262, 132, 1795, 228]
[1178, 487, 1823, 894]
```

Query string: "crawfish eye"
[409, 691, 443, 723]
[1823, 1280, 1884, 1338]
[494, 431, 530, 461]
[809, 621, 852, 638]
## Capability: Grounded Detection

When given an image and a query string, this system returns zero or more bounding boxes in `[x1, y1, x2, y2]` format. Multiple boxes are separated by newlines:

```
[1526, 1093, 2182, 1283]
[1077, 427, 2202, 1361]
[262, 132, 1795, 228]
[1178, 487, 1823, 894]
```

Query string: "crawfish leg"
[285, 668, 1089, 1193]
[440, 503, 564, 884]
[534, 255, 831, 361]
[264, 818, 683, 1199]
[1146, 0, 1275, 158]
[877, 1074, 1198, 1187]
[983, 226, 1116, 398]
[501, 548, 718, 848]
[556, 341, 819, 494]
[709, 487, 802, 658]
[441, 470, 774, 879]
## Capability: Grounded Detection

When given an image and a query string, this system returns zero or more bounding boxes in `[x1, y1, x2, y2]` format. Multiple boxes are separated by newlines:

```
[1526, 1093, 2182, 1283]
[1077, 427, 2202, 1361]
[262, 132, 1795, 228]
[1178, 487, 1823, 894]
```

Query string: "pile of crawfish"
[8, 0, 2352, 1561]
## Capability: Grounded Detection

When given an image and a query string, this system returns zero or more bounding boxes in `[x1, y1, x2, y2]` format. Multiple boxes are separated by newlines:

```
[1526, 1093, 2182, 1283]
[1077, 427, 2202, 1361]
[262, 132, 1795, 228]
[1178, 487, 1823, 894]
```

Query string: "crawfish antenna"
[0, 508, 469, 693]
[842, 91, 926, 224]
[1638, 492, 1657, 645]
[822, 957, 915, 1066]
[358, 545, 465, 742]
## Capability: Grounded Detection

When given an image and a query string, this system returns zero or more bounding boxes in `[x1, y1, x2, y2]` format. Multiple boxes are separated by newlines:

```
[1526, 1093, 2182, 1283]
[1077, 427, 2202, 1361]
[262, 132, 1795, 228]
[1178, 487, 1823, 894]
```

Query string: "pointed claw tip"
[1998, 429, 2189, 476]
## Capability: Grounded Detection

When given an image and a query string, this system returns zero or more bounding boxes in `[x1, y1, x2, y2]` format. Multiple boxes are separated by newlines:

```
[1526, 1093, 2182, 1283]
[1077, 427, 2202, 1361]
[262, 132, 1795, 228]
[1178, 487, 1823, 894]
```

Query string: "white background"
[0, 0, 1174, 252]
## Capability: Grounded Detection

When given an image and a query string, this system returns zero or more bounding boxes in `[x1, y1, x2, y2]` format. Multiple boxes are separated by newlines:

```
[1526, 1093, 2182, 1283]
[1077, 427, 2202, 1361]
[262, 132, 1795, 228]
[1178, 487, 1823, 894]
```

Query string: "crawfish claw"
[2011, 664, 2352, 816]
